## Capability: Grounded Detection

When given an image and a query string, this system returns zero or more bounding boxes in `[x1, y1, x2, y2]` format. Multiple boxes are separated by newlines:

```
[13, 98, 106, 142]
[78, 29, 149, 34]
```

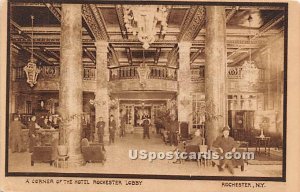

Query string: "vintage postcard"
[0, 0, 300, 191]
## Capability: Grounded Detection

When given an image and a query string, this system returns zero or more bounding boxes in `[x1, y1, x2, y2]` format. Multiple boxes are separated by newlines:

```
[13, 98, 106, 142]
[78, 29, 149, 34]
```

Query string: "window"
[192, 93, 205, 129]
[227, 94, 258, 110]
[25, 101, 32, 114]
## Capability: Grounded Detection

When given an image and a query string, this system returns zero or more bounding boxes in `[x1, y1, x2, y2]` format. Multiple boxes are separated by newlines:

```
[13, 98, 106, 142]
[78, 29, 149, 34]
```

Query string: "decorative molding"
[116, 5, 128, 39]
[108, 46, 120, 66]
[178, 6, 206, 41]
[15, 43, 54, 65]
[225, 6, 239, 23]
[228, 12, 284, 60]
[45, 3, 61, 22]
[82, 4, 109, 40]
[190, 48, 204, 64]
[167, 46, 178, 66]
[116, 5, 132, 65]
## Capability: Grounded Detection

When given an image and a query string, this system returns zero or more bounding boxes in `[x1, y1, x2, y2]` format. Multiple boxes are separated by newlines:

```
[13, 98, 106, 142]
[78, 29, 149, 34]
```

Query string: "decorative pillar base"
[68, 153, 84, 167]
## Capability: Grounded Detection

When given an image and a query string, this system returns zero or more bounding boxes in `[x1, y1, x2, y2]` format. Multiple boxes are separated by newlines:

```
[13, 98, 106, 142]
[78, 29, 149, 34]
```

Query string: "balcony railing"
[14, 65, 265, 82]
[109, 66, 178, 81]
[191, 66, 205, 82]
[227, 67, 265, 81]
[15, 66, 96, 81]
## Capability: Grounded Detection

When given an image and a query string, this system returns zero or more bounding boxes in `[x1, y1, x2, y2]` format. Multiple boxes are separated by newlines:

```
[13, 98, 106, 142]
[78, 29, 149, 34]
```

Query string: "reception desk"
[21, 129, 59, 151]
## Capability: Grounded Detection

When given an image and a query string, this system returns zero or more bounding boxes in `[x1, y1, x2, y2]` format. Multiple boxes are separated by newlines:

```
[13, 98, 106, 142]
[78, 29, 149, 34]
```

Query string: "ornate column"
[177, 42, 192, 124]
[59, 4, 83, 166]
[205, 6, 227, 147]
[10, 45, 19, 117]
[95, 41, 110, 142]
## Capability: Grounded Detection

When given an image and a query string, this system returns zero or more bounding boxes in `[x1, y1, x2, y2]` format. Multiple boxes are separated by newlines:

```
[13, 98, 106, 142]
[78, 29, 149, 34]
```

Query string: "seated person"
[212, 126, 239, 175]
[178, 129, 203, 151]
[47, 116, 55, 128]
[37, 116, 51, 129]
[173, 129, 203, 163]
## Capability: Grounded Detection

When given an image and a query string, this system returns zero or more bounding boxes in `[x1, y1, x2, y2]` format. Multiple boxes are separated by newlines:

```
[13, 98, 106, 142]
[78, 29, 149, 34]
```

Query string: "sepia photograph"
[2, 0, 291, 186]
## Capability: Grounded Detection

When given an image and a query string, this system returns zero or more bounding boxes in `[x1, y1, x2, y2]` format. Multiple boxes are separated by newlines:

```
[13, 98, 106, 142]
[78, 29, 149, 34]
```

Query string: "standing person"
[142, 116, 151, 139]
[109, 115, 116, 144]
[212, 126, 239, 175]
[96, 117, 105, 144]
[169, 115, 179, 146]
[10, 116, 26, 153]
[28, 115, 38, 153]
[119, 111, 126, 138]
[81, 117, 88, 139]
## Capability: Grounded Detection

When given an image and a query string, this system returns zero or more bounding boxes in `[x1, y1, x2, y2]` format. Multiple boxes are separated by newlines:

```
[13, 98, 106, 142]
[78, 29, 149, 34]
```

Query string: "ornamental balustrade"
[14, 65, 265, 82]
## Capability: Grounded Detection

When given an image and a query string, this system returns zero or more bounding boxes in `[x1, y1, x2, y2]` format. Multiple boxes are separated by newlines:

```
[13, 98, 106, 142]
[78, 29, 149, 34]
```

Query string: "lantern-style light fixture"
[241, 15, 260, 85]
[23, 15, 41, 87]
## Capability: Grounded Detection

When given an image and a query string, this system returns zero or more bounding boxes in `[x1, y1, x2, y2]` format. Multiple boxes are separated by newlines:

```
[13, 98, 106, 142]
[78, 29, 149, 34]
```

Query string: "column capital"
[178, 42, 192, 53]
[95, 41, 109, 53]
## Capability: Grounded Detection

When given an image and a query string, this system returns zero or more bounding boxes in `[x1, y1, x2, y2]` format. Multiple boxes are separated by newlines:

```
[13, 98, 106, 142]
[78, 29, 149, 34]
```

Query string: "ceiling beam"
[167, 6, 206, 66]
[167, 46, 178, 67]
[10, 3, 285, 11]
[230, 29, 284, 66]
[44, 3, 96, 64]
[44, 3, 95, 41]
[225, 6, 285, 11]
[226, 6, 239, 23]
[108, 45, 120, 66]
[190, 48, 204, 64]
[10, 20, 55, 65]
[116, 5, 132, 65]
[82, 4, 121, 66]
[84, 48, 96, 64]
[41, 47, 60, 61]
[82, 4, 109, 40]
[10, 20, 31, 40]
[190, 6, 239, 64]
[154, 6, 172, 65]
[14, 43, 54, 65]
[45, 3, 61, 22]
[178, 6, 206, 41]
[228, 12, 285, 61]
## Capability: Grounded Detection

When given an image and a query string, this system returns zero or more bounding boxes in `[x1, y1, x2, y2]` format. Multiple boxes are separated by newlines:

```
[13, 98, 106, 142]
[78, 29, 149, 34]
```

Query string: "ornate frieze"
[82, 4, 109, 40]
[178, 6, 206, 41]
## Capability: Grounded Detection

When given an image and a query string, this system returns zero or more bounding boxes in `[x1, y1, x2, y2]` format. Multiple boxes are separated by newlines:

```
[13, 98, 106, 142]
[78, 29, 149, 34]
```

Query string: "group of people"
[95, 115, 118, 145]
[10, 115, 57, 153]
[171, 124, 239, 175]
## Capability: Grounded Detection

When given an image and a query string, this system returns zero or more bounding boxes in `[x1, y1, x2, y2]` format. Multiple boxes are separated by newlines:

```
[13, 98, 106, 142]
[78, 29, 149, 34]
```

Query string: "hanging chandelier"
[137, 50, 151, 88]
[23, 15, 41, 87]
[123, 5, 168, 49]
[241, 15, 260, 85]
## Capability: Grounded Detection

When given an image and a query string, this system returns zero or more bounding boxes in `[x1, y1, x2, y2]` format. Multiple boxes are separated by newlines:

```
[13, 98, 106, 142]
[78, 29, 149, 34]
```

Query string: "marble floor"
[8, 132, 283, 177]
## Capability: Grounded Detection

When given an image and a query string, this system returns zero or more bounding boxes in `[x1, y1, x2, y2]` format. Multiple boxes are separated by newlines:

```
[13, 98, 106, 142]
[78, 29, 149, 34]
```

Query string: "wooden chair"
[198, 145, 209, 167]
[31, 138, 58, 166]
[185, 145, 200, 164]
[31, 146, 55, 166]
[179, 122, 189, 141]
[81, 138, 105, 165]
[210, 148, 245, 172]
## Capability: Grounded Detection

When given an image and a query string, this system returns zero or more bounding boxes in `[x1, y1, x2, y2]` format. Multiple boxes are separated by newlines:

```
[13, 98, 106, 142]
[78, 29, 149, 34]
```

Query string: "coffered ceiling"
[10, 2, 286, 68]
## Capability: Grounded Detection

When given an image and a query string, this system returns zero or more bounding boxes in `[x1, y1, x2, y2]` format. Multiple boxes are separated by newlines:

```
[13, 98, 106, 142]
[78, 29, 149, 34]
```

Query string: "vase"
[57, 145, 68, 156]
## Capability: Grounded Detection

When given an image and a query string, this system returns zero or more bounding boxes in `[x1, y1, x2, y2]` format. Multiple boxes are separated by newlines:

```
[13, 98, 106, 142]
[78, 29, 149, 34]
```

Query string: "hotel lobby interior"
[7, 2, 285, 177]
